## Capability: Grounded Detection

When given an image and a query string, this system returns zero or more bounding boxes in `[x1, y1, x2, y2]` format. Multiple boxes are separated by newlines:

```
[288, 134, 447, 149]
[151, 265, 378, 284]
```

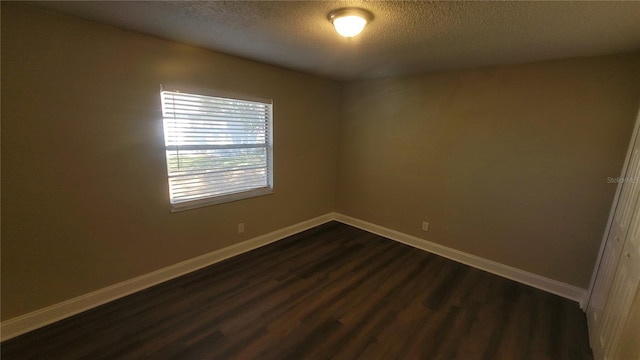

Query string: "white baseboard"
[0, 213, 334, 342]
[2, 211, 588, 341]
[333, 213, 587, 307]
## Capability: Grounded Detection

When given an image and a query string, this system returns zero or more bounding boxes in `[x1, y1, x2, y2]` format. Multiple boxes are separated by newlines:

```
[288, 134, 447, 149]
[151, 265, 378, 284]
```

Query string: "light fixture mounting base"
[328, 7, 374, 24]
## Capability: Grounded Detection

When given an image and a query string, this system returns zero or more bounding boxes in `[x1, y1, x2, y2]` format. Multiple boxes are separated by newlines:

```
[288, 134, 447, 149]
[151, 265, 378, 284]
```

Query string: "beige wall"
[0, 4, 341, 320]
[336, 55, 640, 288]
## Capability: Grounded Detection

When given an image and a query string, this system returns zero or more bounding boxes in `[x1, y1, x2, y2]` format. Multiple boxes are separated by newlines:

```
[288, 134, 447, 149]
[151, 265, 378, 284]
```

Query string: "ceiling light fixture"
[328, 8, 373, 38]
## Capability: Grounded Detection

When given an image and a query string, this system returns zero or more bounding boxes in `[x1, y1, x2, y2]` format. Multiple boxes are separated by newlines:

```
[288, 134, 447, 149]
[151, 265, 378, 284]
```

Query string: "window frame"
[160, 85, 274, 212]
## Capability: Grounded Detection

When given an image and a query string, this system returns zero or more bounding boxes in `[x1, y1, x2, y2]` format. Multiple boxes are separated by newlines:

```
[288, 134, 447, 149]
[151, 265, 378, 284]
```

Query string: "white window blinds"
[161, 89, 273, 211]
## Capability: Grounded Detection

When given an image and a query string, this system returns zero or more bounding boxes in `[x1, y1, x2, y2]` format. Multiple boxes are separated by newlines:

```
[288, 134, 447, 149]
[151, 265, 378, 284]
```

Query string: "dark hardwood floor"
[1, 221, 593, 359]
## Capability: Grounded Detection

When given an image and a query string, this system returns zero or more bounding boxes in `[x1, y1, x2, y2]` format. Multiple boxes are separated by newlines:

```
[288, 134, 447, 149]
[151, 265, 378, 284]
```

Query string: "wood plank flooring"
[1, 221, 593, 359]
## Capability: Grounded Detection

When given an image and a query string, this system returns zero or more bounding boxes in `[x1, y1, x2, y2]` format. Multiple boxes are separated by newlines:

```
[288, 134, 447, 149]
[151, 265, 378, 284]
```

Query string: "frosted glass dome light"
[329, 8, 373, 38]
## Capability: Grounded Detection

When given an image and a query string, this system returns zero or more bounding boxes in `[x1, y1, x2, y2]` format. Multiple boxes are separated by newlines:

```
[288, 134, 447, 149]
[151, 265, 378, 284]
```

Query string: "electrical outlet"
[422, 221, 429, 232]
[238, 223, 245, 234]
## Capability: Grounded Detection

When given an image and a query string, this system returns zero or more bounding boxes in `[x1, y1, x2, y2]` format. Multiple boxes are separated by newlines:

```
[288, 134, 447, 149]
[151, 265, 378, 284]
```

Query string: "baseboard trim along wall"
[1, 212, 588, 341]
[0, 213, 334, 342]
[332, 213, 588, 308]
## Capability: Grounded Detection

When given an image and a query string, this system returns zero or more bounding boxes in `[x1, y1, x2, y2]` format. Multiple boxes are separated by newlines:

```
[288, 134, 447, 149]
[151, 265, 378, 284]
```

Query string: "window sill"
[170, 187, 274, 212]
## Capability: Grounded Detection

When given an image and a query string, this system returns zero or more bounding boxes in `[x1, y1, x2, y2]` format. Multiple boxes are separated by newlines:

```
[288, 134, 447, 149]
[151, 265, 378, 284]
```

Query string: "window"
[160, 88, 273, 211]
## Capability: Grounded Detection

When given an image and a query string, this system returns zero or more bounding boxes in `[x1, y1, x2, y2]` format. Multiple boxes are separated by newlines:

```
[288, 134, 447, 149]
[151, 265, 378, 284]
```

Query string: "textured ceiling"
[29, 1, 640, 80]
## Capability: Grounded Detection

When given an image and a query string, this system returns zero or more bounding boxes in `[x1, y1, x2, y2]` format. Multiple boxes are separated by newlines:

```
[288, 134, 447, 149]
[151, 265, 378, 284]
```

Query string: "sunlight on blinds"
[161, 90, 273, 211]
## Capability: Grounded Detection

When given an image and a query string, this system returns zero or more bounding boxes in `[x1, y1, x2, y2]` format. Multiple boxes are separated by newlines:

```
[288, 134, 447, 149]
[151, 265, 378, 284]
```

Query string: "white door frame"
[585, 107, 640, 309]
